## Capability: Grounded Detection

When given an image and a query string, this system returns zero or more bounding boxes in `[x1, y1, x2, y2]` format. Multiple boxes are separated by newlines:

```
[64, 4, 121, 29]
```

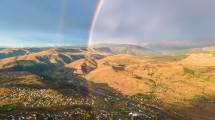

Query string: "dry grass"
[0, 48, 215, 119]
[85, 53, 215, 120]
[181, 53, 215, 66]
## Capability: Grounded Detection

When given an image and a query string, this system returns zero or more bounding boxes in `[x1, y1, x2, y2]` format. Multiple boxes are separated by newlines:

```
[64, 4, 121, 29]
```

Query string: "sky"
[91, 0, 215, 49]
[0, 0, 98, 47]
[0, 0, 215, 49]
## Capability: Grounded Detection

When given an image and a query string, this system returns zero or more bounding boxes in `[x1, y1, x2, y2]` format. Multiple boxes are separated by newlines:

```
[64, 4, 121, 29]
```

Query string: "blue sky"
[0, 0, 98, 47]
[0, 0, 215, 48]
[92, 0, 215, 49]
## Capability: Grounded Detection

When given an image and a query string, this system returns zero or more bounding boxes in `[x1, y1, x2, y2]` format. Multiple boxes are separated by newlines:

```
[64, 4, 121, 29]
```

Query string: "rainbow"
[88, 0, 105, 47]
[58, 0, 69, 43]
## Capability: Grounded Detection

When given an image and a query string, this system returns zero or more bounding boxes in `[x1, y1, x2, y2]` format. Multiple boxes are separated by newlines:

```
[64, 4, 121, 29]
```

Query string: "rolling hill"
[86, 53, 215, 120]
[0, 45, 214, 120]
[91, 44, 160, 56]
[0, 47, 177, 120]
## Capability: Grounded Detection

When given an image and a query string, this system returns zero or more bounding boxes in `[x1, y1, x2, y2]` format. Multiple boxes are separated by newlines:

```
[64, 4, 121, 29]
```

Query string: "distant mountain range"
[91, 44, 160, 56]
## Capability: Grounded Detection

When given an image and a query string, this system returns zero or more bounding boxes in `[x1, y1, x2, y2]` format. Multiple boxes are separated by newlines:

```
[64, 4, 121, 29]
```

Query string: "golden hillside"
[85, 54, 215, 120]
[0, 46, 215, 120]
[181, 53, 215, 66]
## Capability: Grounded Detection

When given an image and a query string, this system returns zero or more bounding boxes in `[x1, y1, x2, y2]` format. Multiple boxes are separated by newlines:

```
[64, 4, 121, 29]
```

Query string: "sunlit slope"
[181, 53, 215, 66]
[0, 48, 87, 68]
[86, 53, 215, 120]
[86, 54, 215, 96]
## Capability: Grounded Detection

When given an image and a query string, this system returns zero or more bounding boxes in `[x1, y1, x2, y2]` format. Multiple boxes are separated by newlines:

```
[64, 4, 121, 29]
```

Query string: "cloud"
[91, 0, 215, 49]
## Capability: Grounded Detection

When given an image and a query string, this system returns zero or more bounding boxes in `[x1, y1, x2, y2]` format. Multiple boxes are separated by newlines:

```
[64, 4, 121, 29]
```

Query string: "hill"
[0, 48, 28, 59]
[181, 53, 215, 66]
[0, 49, 70, 68]
[0, 48, 49, 59]
[0, 47, 176, 120]
[91, 44, 160, 56]
[0, 46, 215, 119]
[86, 54, 215, 120]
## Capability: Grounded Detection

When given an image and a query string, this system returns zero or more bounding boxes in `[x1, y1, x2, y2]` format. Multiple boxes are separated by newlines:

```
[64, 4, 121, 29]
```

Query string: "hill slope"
[181, 53, 215, 66]
[92, 44, 160, 56]
[86, 54, 215, 120]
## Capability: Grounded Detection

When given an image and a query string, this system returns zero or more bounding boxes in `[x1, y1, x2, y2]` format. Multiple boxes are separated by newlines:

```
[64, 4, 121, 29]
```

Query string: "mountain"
[0, 49, 68, 68]
[0, 48, 50, 59]
[0, 46, 177, 120]
[91, 44, 160, 56]
[0, 45, 215, 120]
[0, 48, 28, 59]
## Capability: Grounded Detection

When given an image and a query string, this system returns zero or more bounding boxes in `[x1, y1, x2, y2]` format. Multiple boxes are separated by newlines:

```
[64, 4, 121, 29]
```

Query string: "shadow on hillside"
[0, 60, 179, 120]
[130, 90, 215, 120]
[0, 60, 121, 96]
[163, 97, 215, 120]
